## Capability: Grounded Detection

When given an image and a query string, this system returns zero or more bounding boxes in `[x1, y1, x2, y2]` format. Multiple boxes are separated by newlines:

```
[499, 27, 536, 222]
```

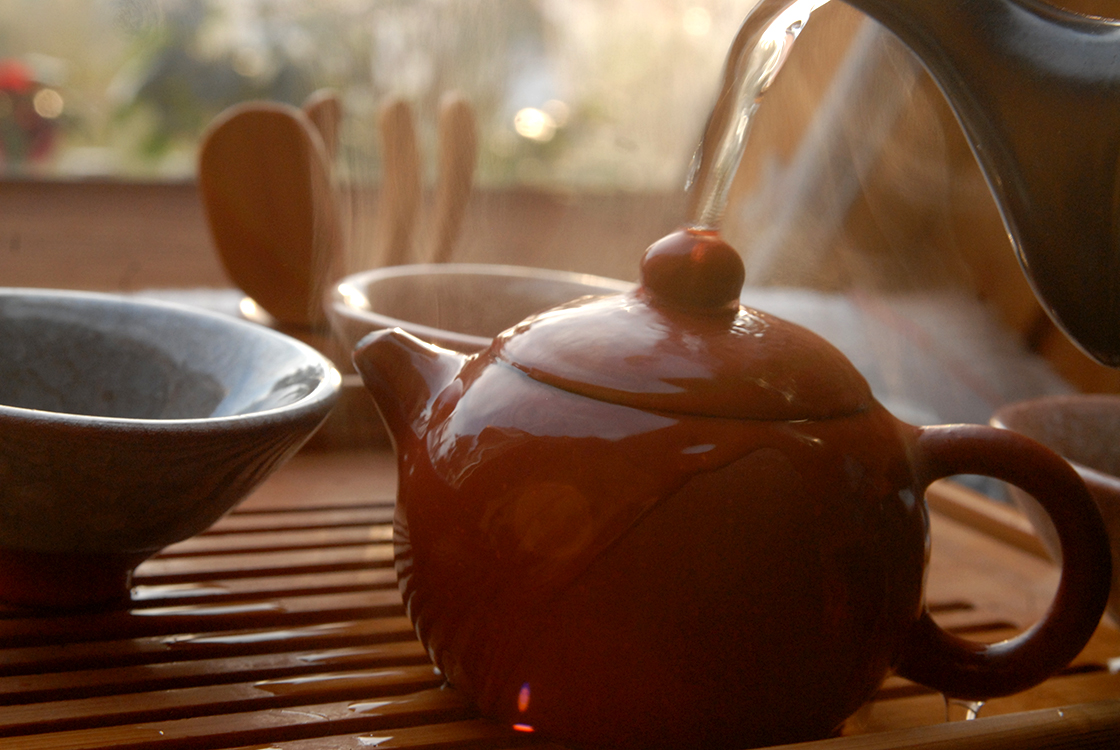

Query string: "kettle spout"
[353, 328, 466, 451]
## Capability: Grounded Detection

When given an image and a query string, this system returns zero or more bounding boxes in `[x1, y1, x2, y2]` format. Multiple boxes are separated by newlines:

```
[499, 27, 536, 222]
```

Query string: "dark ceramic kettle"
[704, 0, 1120, 365]
[848, 0, 1120, 365]
[355, 228, 1111, 749]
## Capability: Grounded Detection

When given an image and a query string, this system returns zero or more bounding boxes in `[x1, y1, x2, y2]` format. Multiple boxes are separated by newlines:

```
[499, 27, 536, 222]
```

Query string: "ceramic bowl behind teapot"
[0, 288, 340, 609]
[327, 263, 633, 353]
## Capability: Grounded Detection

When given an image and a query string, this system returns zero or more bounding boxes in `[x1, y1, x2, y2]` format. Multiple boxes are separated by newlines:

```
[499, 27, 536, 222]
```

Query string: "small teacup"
[992, 394, 1120, 624]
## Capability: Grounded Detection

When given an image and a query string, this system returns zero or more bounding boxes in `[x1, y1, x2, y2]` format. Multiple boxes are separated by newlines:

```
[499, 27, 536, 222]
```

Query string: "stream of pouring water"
[688, 0, 828, 230]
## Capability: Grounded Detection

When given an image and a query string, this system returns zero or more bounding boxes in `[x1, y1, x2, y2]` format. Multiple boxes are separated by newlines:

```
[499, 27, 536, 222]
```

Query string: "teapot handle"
[897, 424, 1111, 699]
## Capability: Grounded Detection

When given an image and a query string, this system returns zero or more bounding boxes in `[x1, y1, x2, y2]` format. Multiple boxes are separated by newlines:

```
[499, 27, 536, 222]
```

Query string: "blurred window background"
[5, 0, 1120, 397]
[0, 0, 758, 188]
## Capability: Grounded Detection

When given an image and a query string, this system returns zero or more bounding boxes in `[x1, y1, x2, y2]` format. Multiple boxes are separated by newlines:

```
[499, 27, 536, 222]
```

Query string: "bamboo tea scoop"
[198, 102, 340, 328]
[302, 88, 342, 164]
[375, 97, 423, 268]
[353, 93, 478, 271]
[429, 92, 478, 264]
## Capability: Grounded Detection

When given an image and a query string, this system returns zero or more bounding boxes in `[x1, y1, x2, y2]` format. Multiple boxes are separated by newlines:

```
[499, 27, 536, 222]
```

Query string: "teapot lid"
[492, 228, 873, 420]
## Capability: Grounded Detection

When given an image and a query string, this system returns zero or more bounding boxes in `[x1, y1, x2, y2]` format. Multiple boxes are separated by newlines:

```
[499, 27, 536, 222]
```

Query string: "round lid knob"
[494, 228, 873, 421]
[639, 228, 745, 312]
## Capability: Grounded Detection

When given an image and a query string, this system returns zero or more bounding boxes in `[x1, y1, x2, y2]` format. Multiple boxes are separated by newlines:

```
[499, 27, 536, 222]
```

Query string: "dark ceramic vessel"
[0, 288, 340, 609]
[355, 229, 1110, 749]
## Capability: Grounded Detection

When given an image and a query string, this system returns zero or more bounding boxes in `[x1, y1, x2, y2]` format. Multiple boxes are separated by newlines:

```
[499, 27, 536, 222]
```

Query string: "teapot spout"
[353, 328, 466, 451]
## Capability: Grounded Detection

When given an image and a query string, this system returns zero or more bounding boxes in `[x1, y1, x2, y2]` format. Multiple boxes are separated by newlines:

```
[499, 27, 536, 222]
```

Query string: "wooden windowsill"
[2, 177, 1115, 393]
[0, 178, 684, 293]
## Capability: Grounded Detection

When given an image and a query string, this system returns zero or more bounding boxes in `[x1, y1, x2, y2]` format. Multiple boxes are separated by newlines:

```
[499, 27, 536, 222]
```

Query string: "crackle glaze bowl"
[993, 394, 1120, 625]
[327, 263, 634, 353]
[0, 288, 340, 609]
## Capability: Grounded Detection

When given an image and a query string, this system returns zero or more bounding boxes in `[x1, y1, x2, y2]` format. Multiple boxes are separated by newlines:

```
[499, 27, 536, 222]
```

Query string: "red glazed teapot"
[354, 229, 1111, 749]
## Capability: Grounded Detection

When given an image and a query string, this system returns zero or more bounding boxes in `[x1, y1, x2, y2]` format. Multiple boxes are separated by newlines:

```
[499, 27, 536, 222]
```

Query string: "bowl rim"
[328, 262, 636, 351]
[0, 287, 341, 428]
[991, 393, 1120, 490]
[334, 262, 635, 285]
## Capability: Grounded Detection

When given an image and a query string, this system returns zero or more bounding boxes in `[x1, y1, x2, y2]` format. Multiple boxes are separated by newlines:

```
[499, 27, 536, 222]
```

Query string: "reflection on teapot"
[355, 228, 1111, 749]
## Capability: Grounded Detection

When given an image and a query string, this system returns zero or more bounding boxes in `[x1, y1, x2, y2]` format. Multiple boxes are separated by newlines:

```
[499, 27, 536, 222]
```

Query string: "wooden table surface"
[2, 447, 1118, 750]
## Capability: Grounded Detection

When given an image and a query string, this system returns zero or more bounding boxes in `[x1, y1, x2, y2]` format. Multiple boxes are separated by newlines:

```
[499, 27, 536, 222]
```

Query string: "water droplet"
[944, 695, 985, 721]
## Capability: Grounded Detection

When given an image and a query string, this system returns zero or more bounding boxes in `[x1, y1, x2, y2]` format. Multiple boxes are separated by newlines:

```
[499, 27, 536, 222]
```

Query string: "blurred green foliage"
[1, 0, 753, 187]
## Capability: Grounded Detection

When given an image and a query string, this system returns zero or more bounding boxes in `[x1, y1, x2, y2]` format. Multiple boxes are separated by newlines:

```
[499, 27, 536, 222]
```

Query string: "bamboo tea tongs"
[356, 91, 478, 271]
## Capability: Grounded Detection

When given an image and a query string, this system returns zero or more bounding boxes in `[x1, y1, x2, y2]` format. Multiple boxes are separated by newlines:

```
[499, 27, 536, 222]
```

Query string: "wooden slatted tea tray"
[2, 449, 1118, 750]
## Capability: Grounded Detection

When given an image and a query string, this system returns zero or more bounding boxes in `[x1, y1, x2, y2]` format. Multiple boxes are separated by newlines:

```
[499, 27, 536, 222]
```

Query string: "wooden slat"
[159, 525, 395, 556]
[925, 510, 1060, 634]
[0, 665, 444, 737]
[0, 590, 404, 649]
[0, 630, 457, 746]
[0, 641, 428, 705]
[133, 544, 395, 583]
[224, 719, 542, 749]
[926, 479, 1050, 560]
[863, 677, 1120, 742]
[0, 618, 417, 677]
[130, 568, 399, 606]
[810, 700, 1120, 750]
[1, 688, 474, 750]
[204, 506, 395, 534]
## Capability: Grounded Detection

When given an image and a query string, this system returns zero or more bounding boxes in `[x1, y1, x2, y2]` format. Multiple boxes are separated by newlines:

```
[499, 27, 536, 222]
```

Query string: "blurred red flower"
[0, 58, 59, 169]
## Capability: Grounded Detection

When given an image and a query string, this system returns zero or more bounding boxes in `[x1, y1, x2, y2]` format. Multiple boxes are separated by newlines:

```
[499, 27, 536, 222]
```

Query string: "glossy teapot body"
[391, 353, 926, 747]
[355, 229, 1110, 749]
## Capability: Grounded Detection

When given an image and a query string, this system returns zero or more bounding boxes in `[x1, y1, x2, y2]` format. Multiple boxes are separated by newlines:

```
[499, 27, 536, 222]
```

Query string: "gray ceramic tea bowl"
[0, 288, 341, 609]
[327, 263, 634, 354]
[992, 394, 1120, 624]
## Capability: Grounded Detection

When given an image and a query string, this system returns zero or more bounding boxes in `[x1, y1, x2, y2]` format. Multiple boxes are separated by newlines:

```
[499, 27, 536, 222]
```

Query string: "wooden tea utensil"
[302, 89, 342, 164]
[349, 93, 477, 271]
[198, 102, 341, 328]
[429, 92, 478, 264]
[374, 97, 423, 268]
